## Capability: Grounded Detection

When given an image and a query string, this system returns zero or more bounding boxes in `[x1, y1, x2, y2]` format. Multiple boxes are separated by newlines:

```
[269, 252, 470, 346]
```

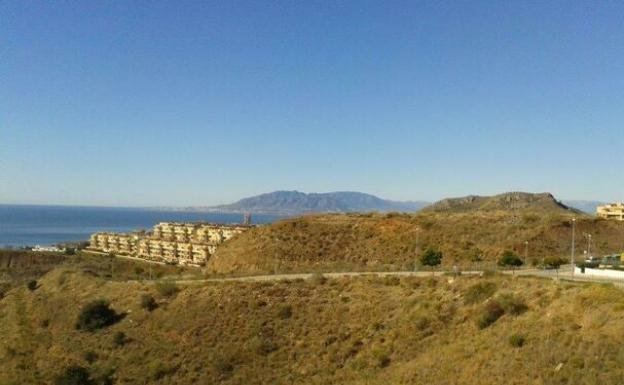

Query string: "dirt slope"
[2, 269, 624, 384]
[208, 212, 624, 275]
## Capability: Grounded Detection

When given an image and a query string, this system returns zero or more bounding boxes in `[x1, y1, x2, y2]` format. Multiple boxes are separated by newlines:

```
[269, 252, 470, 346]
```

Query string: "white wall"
[575, 266, 624, 279]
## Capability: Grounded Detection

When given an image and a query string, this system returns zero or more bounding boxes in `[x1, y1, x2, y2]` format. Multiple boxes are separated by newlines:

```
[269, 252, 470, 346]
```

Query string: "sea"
[0, 205, 283, 248]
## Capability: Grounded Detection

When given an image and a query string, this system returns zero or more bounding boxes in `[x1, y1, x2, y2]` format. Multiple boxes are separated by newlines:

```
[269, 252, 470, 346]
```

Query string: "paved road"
[175, 270, 482, 284]
[166, 265, 624, 288]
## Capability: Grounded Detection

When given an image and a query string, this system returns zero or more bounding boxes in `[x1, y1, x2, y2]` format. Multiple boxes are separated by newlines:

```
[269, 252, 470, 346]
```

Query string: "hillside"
[421, 192, 578, 214]
[208, 211, 624, 275]
[2, 262, 624, 384]
[204, 191, 429, 215]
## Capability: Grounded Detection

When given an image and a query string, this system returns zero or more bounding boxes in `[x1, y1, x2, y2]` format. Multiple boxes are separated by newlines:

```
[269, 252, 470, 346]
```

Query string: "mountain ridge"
[420, 191, 580, 214]
[198, 190, 429, 215]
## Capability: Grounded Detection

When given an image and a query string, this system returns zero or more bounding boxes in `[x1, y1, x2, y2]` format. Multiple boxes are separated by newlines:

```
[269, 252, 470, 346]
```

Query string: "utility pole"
[587, 234, 592, 260]
[524, 240, 529, 264]
[571, 218, 576, 276]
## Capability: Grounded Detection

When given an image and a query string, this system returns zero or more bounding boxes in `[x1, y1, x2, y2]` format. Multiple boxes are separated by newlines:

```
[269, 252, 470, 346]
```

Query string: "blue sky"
[1, 1, 623, 206]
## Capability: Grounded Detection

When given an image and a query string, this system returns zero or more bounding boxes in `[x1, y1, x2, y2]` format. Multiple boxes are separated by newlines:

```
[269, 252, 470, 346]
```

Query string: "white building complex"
[89, 222, 252, 265]
[597, 203, 624, 221]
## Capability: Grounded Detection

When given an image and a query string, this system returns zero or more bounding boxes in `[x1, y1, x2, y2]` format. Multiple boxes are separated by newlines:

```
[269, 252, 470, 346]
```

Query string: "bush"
[54, 365, 94, 385]
[509, 333, 526, 348]
[252, 337, 279, 356]
[544, 256, 566, 271]
[464, 282, 497, 304]
[383, 276, 401, 286]
[477, 301, 505, 329]
[497, 293, 528, 316]
[156, 281, 179, 297]
[213, 356, 235, 379]
[75, 299, 120, 332]
[140, 294, 158, 311]
[27, 280, 38, 291]
[113, 331, 127, 347]
[83, 351, 98, 364]
[498, 250, 523, 270]
[148, 361, 177, 380]
[277, 304, 293, 319]
[420, 248, 443, 269]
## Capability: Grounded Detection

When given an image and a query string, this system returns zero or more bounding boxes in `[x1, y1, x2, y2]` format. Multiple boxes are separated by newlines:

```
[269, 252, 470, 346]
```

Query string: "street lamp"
[571, 218, 576, 276]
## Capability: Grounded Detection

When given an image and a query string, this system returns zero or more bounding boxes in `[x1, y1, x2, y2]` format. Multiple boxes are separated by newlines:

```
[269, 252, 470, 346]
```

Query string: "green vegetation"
[497, 250, 524, 272]
[75, 299, 121, 332]
[54, 365, 93, 385]
[476, 300, 505, 329]
[209, 212, 624, 275]
[509, 333, 526, 348]
[3, 263, 624, 384]
[113, 331, 128, 347]
[26, 279, 38, 291]
[140, 294, 158, 311]
[463, 281, 497, 304]
[497, 293, 528, 315]
[544, 256, 567, 275]
[155, 281, 179, 297]
[419, 248, 443, 271]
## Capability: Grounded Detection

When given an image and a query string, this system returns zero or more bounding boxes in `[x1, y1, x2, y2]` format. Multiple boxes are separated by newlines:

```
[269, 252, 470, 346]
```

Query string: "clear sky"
[2, 1, 623, 206]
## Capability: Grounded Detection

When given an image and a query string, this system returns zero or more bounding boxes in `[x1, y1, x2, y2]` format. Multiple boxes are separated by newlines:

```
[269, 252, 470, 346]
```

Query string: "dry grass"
[208, 212, 624, 275]
[2, 266, 624, 384]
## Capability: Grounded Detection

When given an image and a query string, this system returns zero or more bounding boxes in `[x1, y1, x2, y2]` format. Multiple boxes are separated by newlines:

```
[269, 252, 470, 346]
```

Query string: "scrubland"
[209, 212, 624, 274]
[2, 260, 624, 384]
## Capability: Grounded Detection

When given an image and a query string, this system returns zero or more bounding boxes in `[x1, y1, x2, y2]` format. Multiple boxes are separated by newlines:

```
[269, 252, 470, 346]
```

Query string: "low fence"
[574, 266, 624, 279]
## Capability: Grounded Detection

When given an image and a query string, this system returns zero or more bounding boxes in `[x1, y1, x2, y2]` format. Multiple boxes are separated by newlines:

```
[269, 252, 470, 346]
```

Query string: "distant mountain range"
[180, 190, 606, 216]
[196, 191, 429, 215]
[562, 200, 606, 214]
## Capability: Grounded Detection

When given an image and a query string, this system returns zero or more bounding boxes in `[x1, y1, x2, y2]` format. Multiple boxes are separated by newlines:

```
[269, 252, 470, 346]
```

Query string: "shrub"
[420, 248, 443, 270]
[477, 300, 505, 329]
[213, 356, 235, 379]
[75, 299, 120, 332]
[544, 256, 566, 272]
[497, 293, 528, 316]
[156, 281, 179, 297]
[252, 337, 279, 356]
[277, 304, 293, 319]
[113, 331, 127, 347]
[83, 350, 98, 364]
[509, 333, 526, 348]
[27, 280, 38, 291]
[149, 361, 177, 380]
[497, 250, 523, 271]
[383, 276, 401, 286]
[140, 294, 158, 311]
[54, 365, 93, 385]
[464, 282, 497, 304]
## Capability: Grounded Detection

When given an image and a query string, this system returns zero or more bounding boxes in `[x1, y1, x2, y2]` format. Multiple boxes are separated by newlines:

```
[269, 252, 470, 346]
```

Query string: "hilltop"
[201, 191, 429, 215]
[2, 255, 624, 384]
[421, 192, 579, 214]
[208, 209, 623, 276]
